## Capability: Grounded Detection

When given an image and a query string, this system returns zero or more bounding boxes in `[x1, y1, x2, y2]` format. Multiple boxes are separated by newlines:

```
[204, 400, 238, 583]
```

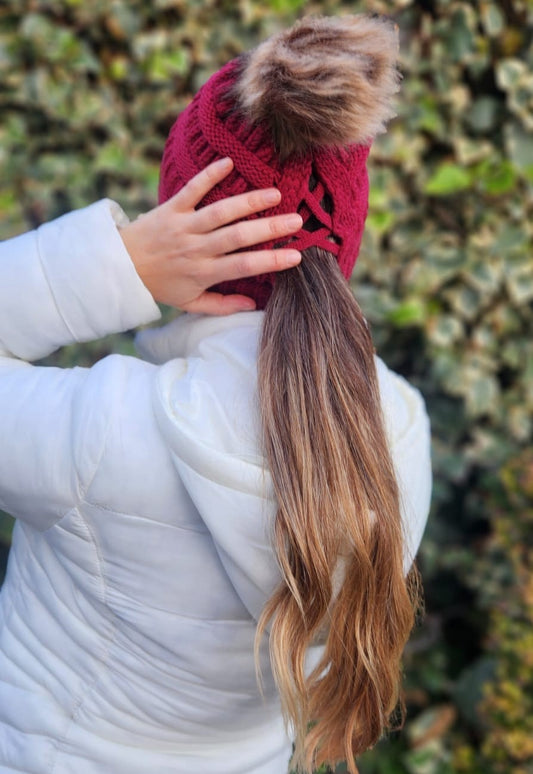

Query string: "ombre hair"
[256, 247, 421, 773]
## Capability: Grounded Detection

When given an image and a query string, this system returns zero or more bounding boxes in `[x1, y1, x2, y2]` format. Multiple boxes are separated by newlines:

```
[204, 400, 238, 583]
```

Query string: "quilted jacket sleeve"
[0, 200, 161, 529]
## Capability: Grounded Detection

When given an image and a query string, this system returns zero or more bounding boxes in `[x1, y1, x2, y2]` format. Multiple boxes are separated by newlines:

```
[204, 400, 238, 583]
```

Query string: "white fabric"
[0, 201, 432, 773]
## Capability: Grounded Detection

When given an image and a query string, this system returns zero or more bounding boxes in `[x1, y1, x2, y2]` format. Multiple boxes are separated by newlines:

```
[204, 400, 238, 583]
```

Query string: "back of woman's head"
[159, 15, 421, 773]
[158, 14, 400, 307]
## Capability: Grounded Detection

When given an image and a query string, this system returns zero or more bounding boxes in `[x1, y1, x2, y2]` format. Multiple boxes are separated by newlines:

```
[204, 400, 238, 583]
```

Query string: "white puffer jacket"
[0, 200, 432, 774]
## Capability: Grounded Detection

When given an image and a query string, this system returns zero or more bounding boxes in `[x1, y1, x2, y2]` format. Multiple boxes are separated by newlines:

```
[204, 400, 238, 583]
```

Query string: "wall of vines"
[0, 1, 532, 772]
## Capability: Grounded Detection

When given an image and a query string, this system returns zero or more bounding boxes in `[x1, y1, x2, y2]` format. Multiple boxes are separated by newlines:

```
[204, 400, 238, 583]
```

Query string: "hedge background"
[0, 1, 532, 773]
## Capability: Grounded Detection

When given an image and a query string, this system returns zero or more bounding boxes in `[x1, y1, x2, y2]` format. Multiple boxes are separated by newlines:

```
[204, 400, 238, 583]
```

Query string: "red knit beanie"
[159, 15, 400, 309]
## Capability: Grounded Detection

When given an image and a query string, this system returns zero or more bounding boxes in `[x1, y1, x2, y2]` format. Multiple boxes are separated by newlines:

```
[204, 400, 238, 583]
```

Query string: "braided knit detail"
[159, 60, 371, 309]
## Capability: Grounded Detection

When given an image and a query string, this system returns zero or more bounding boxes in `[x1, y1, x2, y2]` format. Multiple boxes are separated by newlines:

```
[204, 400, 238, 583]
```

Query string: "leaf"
[427, 315, 464, 348]
[507, 404, 532, 442]
[366, 210, 395, 235]
[444, 5, 477, 63]
[454, 136, 493, 165]
[466, 259, 503, 295]
[266, 0, 306, 11]
[505, 119, 533, 172]
[413, 96, 445, 135]
[104, 4, 142, 40]
[444, 285, 484, 322]
[465, 96, 501, 133]
[493, 224, 529, 253]
[387, 298, 429, 327]
[466, 372, 500, 418]
[94, 142, 130, 172]
[496, 58, 528, 92]
[505, 260, 533, 305]
[144, 49, 189, 82]
[480, 2, 505, 36]
[475, 159, 517, 195]
[425, 164, 471, 195]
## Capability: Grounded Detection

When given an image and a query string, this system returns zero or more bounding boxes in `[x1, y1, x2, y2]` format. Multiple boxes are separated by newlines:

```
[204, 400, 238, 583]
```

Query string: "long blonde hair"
[257, 247, 420, 773]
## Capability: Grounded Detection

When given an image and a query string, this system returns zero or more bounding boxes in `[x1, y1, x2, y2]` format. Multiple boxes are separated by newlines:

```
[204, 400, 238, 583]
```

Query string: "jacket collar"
[135, 311, 264, 364]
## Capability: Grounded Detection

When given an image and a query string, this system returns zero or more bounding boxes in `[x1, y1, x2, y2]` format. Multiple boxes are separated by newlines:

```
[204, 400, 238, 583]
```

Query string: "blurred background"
[0, 1, 532, 772]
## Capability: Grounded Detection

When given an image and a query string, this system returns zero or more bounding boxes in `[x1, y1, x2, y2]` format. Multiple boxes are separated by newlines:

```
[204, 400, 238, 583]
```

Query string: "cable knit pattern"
[158, 60, 371, 309]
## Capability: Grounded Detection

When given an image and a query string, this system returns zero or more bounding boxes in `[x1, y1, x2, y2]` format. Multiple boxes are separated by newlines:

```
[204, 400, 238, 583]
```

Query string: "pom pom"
[236, 15, 400, 159]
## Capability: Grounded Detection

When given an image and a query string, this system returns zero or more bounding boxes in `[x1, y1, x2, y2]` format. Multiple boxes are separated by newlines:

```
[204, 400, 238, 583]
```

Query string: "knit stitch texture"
[159, 60, 371, 309]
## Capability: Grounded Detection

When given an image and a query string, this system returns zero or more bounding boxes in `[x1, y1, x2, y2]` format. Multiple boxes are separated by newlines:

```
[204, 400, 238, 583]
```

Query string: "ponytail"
[256, 247, 420, 773]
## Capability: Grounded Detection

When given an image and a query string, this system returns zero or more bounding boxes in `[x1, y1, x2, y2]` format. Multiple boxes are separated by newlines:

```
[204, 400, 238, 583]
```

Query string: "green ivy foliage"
[0, 1, 532, 772]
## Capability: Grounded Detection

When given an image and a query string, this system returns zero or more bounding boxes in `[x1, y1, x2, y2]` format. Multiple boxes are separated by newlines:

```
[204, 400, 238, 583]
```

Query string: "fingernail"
[286, 214, 303, 230]
[216, 157, 233, 169]
[264, 189, 281, 205]
[286, 250, 301, 266]
[239, 299, 257, 311]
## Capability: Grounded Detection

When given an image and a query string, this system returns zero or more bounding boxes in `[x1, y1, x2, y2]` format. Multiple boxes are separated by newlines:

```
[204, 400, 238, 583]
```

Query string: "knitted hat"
[159, 15, 400, 309]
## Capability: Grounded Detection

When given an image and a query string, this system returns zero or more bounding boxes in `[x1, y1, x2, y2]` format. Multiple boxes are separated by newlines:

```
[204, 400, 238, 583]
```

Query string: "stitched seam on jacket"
[82, 499, 209, 534]
[31, 362, 116, 534]
[47, 506, 117, 774]
[75, 368, 117, 507]
[0, 523, 25, 637]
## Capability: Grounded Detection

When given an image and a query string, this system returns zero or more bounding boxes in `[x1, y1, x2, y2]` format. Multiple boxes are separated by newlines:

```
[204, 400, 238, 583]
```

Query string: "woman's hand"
[120, 157, 302, 314]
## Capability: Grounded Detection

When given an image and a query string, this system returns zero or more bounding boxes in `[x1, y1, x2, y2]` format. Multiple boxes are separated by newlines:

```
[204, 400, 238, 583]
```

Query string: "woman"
[0, 15, 431, 774]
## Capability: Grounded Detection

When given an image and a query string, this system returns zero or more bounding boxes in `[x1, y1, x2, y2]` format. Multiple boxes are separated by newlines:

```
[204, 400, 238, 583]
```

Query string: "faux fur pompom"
[236, 15, 400, 158]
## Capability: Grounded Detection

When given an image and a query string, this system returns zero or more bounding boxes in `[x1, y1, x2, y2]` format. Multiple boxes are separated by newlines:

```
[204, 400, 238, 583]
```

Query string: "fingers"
[192, 188, 283, 233]
[200, 213, 303, 258]
[165, 158, 297, 241]
[182, 292, 257, 316]
[208, 248, 301, 286]
[170, 157, 235, 210]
